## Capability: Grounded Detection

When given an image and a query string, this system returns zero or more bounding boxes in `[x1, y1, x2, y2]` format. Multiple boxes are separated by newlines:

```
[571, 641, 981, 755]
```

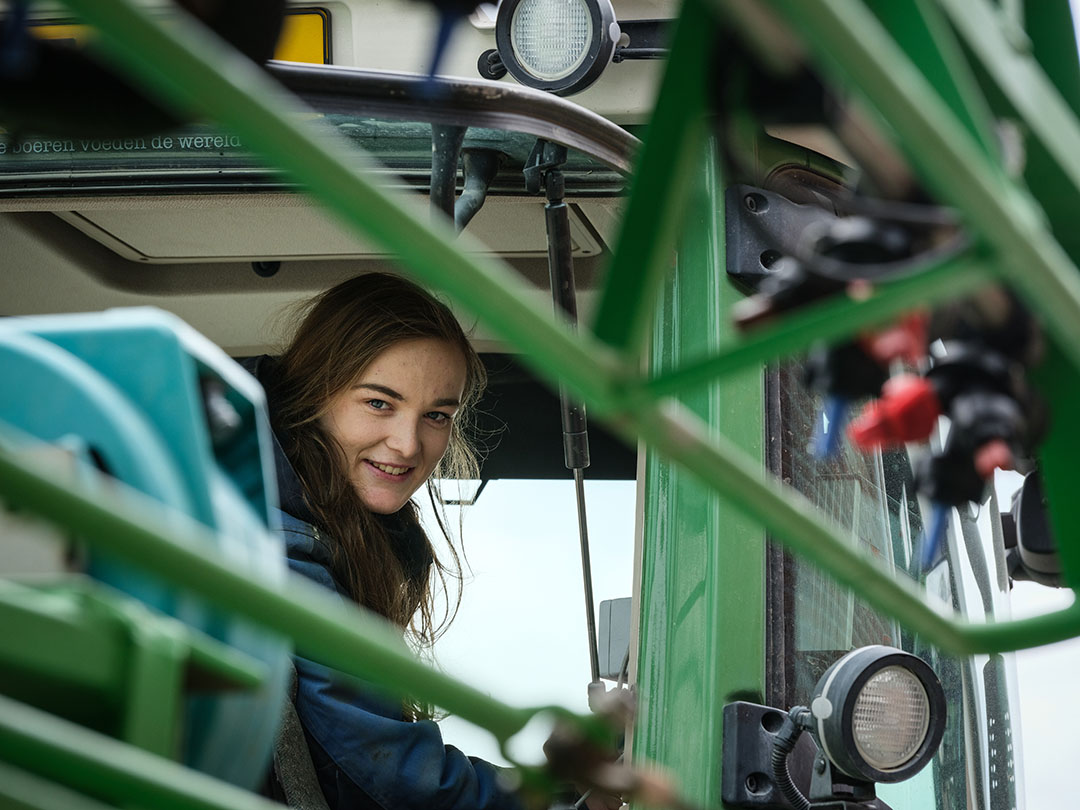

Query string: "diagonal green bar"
[0, 694, 289, 810]
[626, 396, 1080, 656]
[643, 250, 991, 398]
[55, 0, 630, 422]
[748, 0, 1080, 598]
[7, 394, 1080, 658]
[745, 0, 1080, 380]
[938, 0, 1080, 205]
[0, 444, 545, 747]
[867, 0, 999, 159]
[589, 0, 714, 354]
[50, 0, 1080, 654]
[0, 761, 134, 810]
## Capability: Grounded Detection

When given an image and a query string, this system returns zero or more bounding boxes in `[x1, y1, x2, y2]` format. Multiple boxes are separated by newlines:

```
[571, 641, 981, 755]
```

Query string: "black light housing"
[809, 645, 947, 784]
[494, 0, 619, 96]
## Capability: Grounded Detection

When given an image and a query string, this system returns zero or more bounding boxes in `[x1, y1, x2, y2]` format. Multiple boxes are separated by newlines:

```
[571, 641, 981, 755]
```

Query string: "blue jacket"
[278, 511, 522, 810]
[244, 356, 522, 810]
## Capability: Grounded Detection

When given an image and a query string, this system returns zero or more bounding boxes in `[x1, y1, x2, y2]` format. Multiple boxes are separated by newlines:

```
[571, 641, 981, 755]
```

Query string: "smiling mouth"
[367, 460, 412, 477]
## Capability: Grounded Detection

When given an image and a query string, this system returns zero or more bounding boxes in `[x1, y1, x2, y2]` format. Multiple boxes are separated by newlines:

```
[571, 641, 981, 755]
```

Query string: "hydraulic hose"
[771, 708, 812, 810]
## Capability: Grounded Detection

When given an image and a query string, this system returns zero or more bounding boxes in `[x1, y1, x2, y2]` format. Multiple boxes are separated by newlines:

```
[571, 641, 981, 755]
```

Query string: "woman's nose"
[385, 417, 421, 458]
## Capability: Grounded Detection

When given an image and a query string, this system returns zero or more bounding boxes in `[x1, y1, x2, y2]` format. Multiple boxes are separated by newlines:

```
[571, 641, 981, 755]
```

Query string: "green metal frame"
[43, 0, 1080, 654]
[6, 0, 1080, 802]
[0, 578, 263, 757]
[633, 136, 766, 804]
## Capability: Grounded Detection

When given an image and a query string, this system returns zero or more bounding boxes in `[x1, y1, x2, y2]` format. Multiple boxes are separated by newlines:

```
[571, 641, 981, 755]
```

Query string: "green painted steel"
[14, 0, 1080, 666]
[634, 137, 765, 808]
[1024, 0, 1080, 120]
[642, 251, 992, 398]
[0, 579, 263, 755]
[0, 442, 598, 754]
[867, 0, 999, 161]
[0, 761, 122, 810]
[0, 694, 290, 810]
[751, 0, 1080, 375]
[11, 0, 1080, 804]
[589, 0, 713, 354]
[1031, 346, 1080, 589]
[938, 0, 1080, 257]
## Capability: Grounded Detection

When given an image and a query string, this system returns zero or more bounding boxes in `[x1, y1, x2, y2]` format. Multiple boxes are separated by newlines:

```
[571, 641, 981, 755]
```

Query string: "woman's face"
[319, 337, 468, 514]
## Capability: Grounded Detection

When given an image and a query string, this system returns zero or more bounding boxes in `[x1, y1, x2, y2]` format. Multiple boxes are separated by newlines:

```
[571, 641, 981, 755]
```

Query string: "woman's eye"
[426, 411, 452, 424]
[366, 399, 389, 411]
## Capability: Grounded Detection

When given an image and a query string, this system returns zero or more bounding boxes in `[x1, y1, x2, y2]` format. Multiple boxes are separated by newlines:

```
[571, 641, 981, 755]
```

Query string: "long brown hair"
[267, 273, 486, 654]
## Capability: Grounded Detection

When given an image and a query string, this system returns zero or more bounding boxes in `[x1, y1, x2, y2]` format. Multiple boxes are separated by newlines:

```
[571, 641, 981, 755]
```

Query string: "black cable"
[771, 707, 812, 810]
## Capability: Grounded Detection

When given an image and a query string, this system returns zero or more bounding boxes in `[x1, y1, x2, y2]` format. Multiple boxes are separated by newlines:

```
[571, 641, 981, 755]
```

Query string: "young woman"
[246, 272, 519, 810]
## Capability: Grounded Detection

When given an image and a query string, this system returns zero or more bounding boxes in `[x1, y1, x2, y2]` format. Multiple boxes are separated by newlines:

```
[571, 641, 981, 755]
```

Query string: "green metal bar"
[7, 389, 1080, 662]
[937, 0, 1080, 263]
[750, 0, 1080, 599]
[643, 250, 991, 398]
[938, 0, 1080, 225]
[120, 621, 186, 757]
[634, 136, 765, 809]
[0, 443, 583, 748]
[746, 0, 1080, 379]
[589, 0, 713, 354]
[0, 761, 122, 810]
[1031, 345, 1080, 590]
[55, 0, 630, 422]
[0, 579, 264, 695]
[38, 0, 1080, 657]
[1024, 0, 1080, 120]
[0, 694, 286, 810]
[0, 582, 123, 692]
[866, 0, 999, 160]
[626, 397, 1080, 656]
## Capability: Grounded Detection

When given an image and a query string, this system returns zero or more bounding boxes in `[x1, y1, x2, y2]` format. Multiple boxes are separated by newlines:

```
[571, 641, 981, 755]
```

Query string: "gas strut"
[529, 139, 603, 696]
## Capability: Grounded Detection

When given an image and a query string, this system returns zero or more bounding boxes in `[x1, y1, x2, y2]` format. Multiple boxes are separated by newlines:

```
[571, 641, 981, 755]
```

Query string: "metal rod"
[625, 396, 1080, 655]
[575, 468, 601, 684]
[752, 0, 1080, 382]
[430, 123, 466, 223]
[541, 152, 601, 683]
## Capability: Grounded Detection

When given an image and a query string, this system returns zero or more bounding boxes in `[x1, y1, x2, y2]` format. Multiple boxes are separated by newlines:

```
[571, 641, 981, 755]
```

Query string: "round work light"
[495, 0, 619, 96]
[809, 646, 946, 783]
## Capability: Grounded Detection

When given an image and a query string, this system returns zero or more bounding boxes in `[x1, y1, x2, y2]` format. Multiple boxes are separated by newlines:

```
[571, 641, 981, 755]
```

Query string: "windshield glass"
[418, 478, 636, 764]
[772, 361, 1019, 809]
[0, 117, 625, 197]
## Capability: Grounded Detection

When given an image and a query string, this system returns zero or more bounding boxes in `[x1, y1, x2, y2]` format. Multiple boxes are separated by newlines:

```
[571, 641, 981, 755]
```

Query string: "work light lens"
[851, 665, 931, 771]
[510, 0, 593, 80]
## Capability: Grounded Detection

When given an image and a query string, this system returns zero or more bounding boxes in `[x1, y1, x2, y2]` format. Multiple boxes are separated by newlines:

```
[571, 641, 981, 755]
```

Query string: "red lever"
[848, 375, 941, 449]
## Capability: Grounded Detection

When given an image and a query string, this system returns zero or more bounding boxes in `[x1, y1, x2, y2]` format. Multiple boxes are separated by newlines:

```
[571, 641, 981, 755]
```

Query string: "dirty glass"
[771, 360, 1018, 809]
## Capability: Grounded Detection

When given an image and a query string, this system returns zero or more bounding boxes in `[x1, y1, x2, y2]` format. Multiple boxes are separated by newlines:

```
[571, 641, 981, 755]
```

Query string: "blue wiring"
[919, 502, 950, 571]
[421, 11, 460, 98]
[812, 395, 849, 459]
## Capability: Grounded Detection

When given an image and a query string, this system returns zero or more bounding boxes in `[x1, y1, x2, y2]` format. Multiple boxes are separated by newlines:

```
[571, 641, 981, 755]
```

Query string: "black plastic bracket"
[721, 701, 817, 809]
[524, 139, 569, 196]
[722, 702, 894, 810]
[725, 184, 839, 288]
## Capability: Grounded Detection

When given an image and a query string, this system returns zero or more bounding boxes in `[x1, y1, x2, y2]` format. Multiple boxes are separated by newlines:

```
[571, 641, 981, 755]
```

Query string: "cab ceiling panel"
[55, 197, 606, 263]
